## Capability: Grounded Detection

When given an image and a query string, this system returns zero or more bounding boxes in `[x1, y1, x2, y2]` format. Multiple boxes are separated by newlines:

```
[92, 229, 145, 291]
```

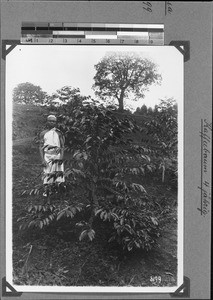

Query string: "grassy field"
[12, 103, 178, 287]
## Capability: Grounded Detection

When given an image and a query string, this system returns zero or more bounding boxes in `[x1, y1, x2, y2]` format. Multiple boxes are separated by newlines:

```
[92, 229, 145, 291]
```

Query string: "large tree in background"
[92, 52, 162, 111]
[13, 82, 47, 105]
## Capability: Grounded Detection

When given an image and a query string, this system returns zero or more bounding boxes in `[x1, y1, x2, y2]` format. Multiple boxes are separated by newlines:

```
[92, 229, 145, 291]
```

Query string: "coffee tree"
[18, 100, 162, 252]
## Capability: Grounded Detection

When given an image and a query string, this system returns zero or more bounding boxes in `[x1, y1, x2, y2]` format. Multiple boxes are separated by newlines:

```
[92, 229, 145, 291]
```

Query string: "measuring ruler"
[21, 23, 164, 45]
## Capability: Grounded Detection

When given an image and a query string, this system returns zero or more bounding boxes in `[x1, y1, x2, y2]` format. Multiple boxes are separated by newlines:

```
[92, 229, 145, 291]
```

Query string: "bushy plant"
[134, 98, 178, 185]
[18, 100, 164, 251]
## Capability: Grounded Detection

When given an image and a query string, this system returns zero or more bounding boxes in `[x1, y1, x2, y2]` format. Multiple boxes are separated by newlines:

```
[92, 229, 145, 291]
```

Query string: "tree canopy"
[54, 86, 81, 104]
[13, 82, 47, 105]
[92, 52, 162, 111]
[43, 86, 82, 107]
[135, 104, 149, 115]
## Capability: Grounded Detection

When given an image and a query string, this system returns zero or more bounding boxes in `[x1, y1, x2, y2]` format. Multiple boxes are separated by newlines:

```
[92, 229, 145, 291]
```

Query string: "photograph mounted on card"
[1, 1, 211, 300]
[5, 29, 183, 293]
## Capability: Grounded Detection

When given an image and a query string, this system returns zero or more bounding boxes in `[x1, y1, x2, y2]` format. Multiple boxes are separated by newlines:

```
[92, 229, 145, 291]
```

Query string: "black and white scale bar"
[20, 37, 164, 45]
[21, 32, 164, 40]
[21, 22, 164, 32]
[21, 31, 164, 43]
[21, 23, 164, 45]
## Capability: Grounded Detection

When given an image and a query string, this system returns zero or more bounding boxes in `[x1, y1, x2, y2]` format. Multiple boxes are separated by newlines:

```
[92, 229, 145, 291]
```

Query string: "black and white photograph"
[6, 44, 183, 293]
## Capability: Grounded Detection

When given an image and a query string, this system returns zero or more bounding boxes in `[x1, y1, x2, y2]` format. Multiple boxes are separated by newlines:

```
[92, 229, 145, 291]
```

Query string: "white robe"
[43, 128, 64, 184]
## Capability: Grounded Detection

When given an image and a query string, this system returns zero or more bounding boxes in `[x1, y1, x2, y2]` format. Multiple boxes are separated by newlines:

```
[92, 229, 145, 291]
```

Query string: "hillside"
[13, 103, 49, 142]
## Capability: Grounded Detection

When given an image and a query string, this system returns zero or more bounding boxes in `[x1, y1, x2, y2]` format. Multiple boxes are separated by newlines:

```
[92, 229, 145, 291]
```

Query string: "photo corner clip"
[2, 277, 23, 297]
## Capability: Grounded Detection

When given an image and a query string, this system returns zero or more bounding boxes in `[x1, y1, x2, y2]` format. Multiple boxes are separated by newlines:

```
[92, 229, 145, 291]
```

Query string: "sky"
[6, 45, 183, 111]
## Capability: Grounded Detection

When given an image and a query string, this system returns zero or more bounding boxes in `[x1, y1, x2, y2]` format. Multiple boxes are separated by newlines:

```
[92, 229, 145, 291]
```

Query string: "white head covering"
[47, 115, 57, 121]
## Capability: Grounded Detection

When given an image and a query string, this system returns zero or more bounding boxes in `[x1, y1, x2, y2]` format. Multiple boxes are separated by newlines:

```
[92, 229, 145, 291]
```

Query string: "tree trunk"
[118, 90, 124, 111]
[118, 100, 124, 111]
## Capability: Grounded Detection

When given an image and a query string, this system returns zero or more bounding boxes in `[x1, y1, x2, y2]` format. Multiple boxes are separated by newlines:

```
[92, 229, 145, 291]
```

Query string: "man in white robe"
[39, 115, 65, 184]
